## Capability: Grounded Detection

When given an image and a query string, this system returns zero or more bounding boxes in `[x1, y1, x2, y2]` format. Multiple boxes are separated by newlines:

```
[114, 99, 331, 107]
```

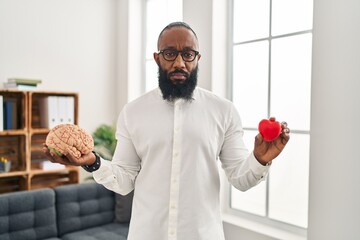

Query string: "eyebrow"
[160, 47, 197, 51]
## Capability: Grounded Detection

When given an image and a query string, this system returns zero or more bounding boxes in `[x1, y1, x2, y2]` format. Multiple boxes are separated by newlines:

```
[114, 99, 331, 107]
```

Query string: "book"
[3, 82, 38, 90]
[7, 78, 42, 85]
[3, 98, 18, 130]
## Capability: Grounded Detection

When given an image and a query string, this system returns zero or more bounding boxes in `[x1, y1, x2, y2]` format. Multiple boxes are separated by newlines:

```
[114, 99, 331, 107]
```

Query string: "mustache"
[168, 69, 189, 78]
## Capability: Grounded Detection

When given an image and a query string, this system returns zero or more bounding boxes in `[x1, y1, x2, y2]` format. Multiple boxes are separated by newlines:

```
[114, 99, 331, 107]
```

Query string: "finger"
[48, 149, 70, 165]
[280, 130, 290, 145]
[254, 133, 264, 146]
[42, 146, 55, 161]
[63, 150, 81, 165]
[283, 127, 290, 134]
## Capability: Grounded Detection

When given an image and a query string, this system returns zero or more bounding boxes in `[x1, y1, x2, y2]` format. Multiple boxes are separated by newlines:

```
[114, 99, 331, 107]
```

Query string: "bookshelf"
[0, 90, 79, 193]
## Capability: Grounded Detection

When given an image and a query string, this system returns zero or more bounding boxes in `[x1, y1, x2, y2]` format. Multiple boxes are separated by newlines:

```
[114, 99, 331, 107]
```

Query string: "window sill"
[222, 213, 307, 240]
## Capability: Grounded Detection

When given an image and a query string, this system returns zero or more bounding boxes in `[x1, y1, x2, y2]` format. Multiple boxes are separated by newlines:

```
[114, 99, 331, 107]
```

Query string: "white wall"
[0, 0, 119, 132]
[183, 0, 213, 91]
[308, 0, 360, 239]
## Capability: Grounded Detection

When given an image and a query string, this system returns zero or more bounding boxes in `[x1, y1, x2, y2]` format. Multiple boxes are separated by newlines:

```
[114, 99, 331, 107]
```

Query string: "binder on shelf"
[48, 96, 59, 128]
[65, 96, 75, 124]
[57, 96, 67, 124]
[39, 96, 59, 128]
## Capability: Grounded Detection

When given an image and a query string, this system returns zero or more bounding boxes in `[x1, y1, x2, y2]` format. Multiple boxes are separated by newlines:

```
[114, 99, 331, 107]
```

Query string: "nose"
[173, 52, 186, 68]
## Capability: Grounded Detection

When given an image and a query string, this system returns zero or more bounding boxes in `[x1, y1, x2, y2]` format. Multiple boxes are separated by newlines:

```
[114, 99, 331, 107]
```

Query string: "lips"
[169, 71, 188, 81]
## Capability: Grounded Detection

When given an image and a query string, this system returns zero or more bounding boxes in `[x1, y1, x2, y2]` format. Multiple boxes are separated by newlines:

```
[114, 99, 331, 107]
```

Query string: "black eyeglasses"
[158, 48, 199, 62]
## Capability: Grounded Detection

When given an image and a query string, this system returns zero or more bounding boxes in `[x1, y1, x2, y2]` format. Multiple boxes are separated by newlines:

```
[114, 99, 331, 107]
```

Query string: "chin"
[172, 79, 187, 85]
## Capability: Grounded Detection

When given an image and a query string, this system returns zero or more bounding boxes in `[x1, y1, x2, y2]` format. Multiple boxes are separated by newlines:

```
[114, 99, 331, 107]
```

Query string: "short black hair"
[157, 22, 198, 50]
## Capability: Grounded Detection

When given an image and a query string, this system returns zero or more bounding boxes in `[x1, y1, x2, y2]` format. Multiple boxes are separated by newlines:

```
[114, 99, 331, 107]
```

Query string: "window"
[229, 0, 313, 230]
[145, 0, 183, 92]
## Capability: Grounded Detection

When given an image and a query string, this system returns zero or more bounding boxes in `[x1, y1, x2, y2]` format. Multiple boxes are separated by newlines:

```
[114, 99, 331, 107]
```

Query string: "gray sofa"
[0, 182, 133, 240]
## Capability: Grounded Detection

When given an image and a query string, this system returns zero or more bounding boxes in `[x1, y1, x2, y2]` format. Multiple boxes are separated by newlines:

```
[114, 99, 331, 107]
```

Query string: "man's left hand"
[253, 121, 290, 165]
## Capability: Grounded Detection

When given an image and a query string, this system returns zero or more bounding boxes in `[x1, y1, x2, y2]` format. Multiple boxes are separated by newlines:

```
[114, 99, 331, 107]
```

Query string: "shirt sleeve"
[219, 104, 270, 191]
[93, 106, 141, 195]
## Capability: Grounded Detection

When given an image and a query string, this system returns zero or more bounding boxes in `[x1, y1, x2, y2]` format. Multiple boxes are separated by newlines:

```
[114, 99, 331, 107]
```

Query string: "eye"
[164, 50, 176, 57]
[183, 51, 194, 58]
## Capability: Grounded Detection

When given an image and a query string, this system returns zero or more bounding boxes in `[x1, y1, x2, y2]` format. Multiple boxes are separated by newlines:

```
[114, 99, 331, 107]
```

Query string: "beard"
[158, 66, 198, 102]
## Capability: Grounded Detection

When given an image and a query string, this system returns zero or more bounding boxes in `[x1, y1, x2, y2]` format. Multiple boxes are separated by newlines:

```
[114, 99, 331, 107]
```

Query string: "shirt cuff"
[249, 151, 271, 179]
[92, 158, 113, 182]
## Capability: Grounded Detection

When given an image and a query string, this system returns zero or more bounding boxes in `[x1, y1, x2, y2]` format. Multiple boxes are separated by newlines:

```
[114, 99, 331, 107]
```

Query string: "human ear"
[153, 52, 160, 66]
[197, 53, 202, 61]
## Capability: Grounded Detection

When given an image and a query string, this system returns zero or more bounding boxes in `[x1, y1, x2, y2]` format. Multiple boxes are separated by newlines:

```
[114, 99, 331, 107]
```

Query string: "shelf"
[0, 90, 80, 193]
[0, 130, 27, 136]
[30, 167, 78, 175]
[0, 175, 27, 193]
[0, 171, 27, 177]
[30, 170, 79, 190]
[29, 128, 50, 134]
[0, 135, 27, 172]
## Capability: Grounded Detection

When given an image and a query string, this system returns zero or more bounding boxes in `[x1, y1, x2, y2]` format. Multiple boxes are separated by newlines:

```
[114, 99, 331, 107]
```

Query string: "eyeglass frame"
[157, 48, 200, 62]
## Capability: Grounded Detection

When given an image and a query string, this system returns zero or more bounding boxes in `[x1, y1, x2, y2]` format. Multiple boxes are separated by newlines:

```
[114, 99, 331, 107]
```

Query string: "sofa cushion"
[54, 183, 115, 236]
[114, 190, 133, 223]
[0, 188, 58, 240]
[60, 222, 129, 240]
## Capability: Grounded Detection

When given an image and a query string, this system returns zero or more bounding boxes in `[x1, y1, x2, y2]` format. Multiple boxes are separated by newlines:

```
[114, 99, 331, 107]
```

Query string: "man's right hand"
[42, 143, 96, 167]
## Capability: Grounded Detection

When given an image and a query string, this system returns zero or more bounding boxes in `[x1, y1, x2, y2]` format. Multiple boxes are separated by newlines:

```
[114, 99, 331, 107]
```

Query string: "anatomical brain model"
[46, 124, 94, 158]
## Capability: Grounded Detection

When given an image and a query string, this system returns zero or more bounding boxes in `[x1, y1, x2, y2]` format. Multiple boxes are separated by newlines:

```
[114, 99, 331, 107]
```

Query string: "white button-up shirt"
[93, 87, 270, 240]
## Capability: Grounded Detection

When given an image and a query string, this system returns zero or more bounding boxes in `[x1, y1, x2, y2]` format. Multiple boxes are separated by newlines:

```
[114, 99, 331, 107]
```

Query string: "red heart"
[258, 117, 282, 142]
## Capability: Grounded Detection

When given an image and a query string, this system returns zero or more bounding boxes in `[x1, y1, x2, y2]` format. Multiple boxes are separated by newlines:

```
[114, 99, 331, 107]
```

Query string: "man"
[44, 22, 290, 240]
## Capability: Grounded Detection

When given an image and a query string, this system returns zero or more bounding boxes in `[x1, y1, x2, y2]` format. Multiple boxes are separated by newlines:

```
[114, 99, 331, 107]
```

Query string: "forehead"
[158, 27, 199, 50]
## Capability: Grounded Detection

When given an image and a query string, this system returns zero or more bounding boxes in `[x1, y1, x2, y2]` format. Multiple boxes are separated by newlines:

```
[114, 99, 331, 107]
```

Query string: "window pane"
[231, 130, 266, 216]
[270, 34, 312, 131]
[233, 0, 270, 43]
[232, 41, 269, 128]
[272, 0, 313, 36]
[146, 60, 158, 92]
[268, 133, 309, 228]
